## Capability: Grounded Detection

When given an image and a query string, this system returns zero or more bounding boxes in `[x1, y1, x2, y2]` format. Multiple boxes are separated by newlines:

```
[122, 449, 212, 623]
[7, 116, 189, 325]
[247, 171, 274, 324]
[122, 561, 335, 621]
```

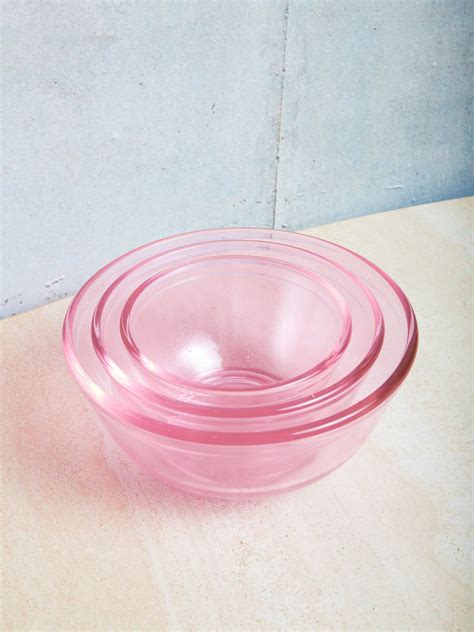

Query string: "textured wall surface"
[275, 0, 474, 229]
[2, 0, 473, 317]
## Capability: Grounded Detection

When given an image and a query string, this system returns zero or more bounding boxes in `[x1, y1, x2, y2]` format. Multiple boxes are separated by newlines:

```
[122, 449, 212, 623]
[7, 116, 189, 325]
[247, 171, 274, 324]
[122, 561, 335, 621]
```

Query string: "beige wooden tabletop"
[2, 197, 472, 631]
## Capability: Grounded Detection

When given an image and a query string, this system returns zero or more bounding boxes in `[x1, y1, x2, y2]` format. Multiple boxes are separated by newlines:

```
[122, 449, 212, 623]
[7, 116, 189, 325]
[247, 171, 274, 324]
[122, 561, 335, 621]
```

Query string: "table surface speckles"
[2, 197, 472, 631]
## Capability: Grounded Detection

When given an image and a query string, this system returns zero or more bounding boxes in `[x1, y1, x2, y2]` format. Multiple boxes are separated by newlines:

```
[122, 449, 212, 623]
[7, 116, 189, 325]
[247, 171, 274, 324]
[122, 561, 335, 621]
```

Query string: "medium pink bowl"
[63, 228, 417, 498]
[91, 238, 384, 411]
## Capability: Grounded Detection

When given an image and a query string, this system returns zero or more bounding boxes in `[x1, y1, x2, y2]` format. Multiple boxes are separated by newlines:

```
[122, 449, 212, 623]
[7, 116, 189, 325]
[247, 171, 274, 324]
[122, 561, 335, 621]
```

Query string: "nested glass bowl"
[91, 238, 384, 410]
[63, 228, 417, 498]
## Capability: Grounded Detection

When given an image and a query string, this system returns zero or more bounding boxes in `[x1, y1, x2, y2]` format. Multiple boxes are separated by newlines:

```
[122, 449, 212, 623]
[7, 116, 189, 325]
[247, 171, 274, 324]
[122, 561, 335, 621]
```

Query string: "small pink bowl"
[63, 228, 417, 498]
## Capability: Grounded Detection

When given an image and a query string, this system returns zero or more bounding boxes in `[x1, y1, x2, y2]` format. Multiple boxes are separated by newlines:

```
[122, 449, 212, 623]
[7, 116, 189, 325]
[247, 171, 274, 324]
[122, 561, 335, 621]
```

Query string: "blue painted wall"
[2, 0, 472, 317]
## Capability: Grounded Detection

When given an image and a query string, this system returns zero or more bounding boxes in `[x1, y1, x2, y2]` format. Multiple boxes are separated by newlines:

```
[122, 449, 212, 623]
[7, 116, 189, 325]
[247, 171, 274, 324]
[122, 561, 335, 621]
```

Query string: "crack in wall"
[272, 0, 290, 229]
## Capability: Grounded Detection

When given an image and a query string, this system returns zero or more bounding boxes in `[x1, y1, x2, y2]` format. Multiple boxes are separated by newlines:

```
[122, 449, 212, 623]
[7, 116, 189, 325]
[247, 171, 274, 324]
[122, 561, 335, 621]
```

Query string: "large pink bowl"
[63, 228, 417, 498]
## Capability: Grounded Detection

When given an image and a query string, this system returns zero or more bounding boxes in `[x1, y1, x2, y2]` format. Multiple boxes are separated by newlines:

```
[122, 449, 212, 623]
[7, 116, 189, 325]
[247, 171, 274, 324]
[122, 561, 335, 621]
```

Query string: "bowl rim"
[62, 226, 418, 445]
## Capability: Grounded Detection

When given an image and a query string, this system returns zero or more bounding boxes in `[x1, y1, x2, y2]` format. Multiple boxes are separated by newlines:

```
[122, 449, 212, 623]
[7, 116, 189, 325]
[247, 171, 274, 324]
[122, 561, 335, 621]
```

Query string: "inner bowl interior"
[121, 257, 351, 391]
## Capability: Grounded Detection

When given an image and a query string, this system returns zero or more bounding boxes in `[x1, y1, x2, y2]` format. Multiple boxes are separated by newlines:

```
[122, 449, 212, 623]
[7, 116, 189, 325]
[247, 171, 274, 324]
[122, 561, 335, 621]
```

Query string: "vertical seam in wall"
[272, 0, 290, 229]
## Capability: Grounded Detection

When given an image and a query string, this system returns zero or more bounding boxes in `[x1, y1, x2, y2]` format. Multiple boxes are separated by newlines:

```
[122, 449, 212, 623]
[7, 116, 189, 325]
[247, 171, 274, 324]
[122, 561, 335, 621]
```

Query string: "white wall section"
[1, 0, 472, 317]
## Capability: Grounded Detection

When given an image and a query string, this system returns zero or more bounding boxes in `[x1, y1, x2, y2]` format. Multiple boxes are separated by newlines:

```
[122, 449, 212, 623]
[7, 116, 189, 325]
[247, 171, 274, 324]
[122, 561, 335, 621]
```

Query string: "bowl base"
[198, 367, 280, 389]
[144, 459, 353, 501]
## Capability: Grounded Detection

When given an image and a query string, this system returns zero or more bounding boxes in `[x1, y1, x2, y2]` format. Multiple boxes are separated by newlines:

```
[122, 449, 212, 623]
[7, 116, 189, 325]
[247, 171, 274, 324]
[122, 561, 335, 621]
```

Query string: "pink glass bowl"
[91, 238, 384, 410]
[63, 228, 418, 498]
